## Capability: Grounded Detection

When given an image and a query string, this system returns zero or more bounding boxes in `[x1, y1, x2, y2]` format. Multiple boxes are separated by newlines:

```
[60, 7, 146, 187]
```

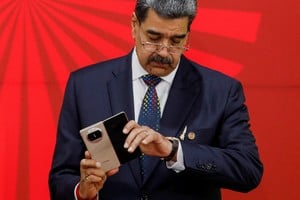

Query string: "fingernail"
[123, 128, 128, 133]
[124, 143, 128, 148]
[96, 162, 101, 168]
[128, 147, 133, 152]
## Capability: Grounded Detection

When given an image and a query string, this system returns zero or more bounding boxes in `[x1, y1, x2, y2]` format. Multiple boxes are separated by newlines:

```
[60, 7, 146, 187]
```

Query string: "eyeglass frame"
[138, 27, 190, 55]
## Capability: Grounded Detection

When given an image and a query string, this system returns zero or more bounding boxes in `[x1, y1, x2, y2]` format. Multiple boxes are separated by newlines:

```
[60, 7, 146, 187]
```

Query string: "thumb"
[84, 150, 92, 159]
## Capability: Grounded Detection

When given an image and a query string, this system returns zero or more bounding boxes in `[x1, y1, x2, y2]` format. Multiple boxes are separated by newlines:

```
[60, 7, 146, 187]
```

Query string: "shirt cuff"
[74, 182, 99, 200]
[166, 140, 185, 172]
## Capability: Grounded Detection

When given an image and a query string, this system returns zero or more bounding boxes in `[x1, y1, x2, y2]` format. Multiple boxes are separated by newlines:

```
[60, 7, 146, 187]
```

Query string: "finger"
[82, 173, 106, 183]
[141, 129, 157, 144]
[85, 150, 92, 159]
[107, 168, 119, 176]
[125, 125, 150, 143]
[80, 175, 106, 190]
[84, 151, 102, 168]
[83, 166, 106, 184]
[123, 126, 141, 148]
[122, 120, 139, 134]
[81, 174, 91, 183]
[141, 133, 152, 144]
[80, 159, 101, 170]
[80, 158, 92, 169]
[125, 127, 149, 152]
[129, 132, 151, 152]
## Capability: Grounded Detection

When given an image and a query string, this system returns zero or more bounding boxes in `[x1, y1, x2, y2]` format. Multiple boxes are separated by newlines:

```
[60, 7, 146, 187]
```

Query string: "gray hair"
[134, 0, 198, 31]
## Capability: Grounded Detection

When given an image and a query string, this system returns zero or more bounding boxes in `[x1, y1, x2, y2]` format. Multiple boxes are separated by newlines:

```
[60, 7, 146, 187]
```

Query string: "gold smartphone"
[80, 112, 141, 172]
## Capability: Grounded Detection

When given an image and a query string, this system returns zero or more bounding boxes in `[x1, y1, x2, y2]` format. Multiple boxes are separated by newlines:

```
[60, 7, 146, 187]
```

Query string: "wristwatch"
[163, 137, 179, 161]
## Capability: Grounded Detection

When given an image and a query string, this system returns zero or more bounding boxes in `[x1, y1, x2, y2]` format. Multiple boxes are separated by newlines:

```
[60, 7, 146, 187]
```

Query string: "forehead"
[141, 9, 189, 37]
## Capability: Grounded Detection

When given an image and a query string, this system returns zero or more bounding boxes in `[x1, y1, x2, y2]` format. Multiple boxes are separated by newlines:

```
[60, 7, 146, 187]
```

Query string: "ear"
[131, 12, 138, 39]
[184, 32, 190, 46]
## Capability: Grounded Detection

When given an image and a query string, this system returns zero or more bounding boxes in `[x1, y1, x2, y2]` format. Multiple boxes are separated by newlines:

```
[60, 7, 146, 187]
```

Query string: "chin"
[148, 67, 174, 77]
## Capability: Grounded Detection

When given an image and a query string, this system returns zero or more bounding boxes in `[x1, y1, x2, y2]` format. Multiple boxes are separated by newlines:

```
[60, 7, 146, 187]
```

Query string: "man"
[49, 0, 263, 199]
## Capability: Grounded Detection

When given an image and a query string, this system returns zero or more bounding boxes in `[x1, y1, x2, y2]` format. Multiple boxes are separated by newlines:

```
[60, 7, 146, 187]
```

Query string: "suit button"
[206, 163, 213, 170]
[141, 194, 149, 200]
[196, 162, 217, 172]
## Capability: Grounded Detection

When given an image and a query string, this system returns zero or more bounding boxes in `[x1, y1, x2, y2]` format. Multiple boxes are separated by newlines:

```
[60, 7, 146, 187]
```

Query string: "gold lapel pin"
[187, 132, 196, 140]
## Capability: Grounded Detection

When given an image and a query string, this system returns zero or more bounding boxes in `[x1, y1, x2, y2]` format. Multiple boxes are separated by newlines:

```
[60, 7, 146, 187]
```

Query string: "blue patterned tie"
[138, 74, 162, 130]
[138, 74, 161, 182]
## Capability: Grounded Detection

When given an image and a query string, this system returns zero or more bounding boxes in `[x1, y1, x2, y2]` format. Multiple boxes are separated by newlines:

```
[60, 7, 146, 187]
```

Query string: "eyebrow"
[146, 29, 187, 39]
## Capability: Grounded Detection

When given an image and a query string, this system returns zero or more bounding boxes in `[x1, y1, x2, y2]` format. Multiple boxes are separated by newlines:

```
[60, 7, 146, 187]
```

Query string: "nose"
[157, 43, 170, 56]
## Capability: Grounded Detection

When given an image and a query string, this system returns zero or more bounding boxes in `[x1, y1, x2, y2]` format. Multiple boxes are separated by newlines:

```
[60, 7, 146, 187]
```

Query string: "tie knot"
[142, 74, 161, 87]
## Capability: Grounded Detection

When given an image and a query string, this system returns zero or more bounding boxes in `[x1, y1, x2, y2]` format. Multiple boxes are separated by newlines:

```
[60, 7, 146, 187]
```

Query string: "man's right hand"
[78, 151, 119, 199]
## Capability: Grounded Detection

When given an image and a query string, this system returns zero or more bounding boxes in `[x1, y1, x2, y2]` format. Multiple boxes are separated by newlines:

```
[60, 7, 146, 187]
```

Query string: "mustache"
[148, 55, 172, 65]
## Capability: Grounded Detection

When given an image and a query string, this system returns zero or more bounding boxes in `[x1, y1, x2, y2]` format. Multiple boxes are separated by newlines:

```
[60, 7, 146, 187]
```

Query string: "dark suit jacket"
[49, 52, 263, 200]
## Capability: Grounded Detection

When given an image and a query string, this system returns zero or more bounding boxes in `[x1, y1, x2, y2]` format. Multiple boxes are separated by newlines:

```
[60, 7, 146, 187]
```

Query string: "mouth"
[150, 61, 174, 70]
[151, 61, 167, 68]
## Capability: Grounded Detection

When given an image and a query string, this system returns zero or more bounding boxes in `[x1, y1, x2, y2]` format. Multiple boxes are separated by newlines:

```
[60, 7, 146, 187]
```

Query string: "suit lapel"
[160, 56, 202, 137]
[106, 56, 135, 120]
[106, 54, 144, 186]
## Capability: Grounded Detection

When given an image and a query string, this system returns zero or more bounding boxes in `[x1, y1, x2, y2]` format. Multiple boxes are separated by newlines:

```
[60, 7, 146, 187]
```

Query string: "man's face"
[132, 9, 189, 77]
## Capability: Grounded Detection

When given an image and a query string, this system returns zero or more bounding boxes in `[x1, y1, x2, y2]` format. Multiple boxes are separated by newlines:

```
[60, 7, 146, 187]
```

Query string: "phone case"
[80, 119, 120, 172]
[80, 112, 141, 172]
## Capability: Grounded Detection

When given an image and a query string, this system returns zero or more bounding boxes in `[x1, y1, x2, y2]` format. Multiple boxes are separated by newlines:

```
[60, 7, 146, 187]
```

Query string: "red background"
[0, 0, 299, 199]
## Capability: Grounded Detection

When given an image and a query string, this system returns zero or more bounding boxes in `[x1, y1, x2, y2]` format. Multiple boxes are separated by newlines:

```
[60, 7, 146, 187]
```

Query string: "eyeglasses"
[141, 41, 189, 55]
[139, 30, 189, 55]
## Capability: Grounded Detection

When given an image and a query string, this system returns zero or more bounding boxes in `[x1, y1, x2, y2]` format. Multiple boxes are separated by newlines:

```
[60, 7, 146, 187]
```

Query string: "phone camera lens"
[88, 130, 102, 141]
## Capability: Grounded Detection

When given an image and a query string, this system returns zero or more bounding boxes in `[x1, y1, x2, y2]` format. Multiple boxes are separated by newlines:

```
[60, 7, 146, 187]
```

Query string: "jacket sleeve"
[182, 80, 263, 192]
[48, 73, 85, 199]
